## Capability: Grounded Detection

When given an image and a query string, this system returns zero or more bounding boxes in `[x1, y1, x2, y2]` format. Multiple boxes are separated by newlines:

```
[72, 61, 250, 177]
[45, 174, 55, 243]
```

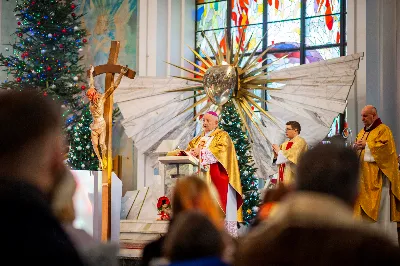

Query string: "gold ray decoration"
[166, 28, 292, 141]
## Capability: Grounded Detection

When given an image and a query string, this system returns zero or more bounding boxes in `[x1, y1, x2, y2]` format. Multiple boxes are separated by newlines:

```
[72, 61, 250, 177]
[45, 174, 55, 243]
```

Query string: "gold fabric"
[355, 124, 400, 222]
[279, 135, 308, 186]
[187, 128, 243, 222]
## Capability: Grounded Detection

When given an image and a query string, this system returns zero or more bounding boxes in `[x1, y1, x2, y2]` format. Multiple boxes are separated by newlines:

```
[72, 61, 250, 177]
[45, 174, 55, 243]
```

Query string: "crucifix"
[86, 41, 136, 241]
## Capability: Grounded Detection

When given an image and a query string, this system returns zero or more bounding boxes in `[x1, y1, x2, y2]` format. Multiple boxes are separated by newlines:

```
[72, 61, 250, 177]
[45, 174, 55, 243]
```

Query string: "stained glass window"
[305, 15, 340, 46]
[267, 0, 301, 21]
[196, 1, 227, 32]
[195, 0, 347, 132]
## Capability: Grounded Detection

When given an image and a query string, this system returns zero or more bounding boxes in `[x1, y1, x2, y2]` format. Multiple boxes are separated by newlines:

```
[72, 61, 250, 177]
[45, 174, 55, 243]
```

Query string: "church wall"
[365, 0, 400, 150]
[347, 0, 400, 151]
[134, 0, 196, 189]
[347, 0, 367, 141]
[0, 0, 18, 82]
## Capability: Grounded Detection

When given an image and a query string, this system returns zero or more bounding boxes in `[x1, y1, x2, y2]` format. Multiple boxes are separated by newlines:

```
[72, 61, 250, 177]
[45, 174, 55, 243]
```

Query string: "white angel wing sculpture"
[114, 53, 363, 178]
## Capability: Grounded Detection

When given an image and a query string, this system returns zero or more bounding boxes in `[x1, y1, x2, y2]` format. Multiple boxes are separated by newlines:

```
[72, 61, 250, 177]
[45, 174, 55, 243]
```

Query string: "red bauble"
[18, 33, 23, 37]
[53, 33, 57, 37]
[71, 4, 76, 9]
[43, 92, 48, 96]
[17, 22, 21, 25]
[37, 21, 41, 25]
[81, 85, 86, 90]
[46, 66, 52, 71]
[82, 39, 87, 43]
[61, 29, 67, 33]
[71, 13, 76, 17]
[16, 77, 22, 82]
[59, 44, 64, 48]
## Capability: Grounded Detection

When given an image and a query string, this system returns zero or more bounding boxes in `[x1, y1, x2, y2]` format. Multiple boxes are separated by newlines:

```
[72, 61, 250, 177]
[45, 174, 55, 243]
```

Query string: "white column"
[346, 0, 367, 134]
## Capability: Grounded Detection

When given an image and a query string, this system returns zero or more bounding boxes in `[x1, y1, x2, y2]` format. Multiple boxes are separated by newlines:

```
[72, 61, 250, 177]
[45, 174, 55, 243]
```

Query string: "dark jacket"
[0, 178, 85, 265]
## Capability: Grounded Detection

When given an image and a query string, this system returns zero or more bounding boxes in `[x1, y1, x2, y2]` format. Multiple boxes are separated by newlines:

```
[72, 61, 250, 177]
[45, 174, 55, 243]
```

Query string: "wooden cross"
[87, 41, 136, 241]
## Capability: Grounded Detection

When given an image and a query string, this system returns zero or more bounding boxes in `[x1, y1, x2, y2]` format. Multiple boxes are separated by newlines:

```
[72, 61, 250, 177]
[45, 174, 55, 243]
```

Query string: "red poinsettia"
[157, 196, 171, 221]
[157, 196, 171, 211]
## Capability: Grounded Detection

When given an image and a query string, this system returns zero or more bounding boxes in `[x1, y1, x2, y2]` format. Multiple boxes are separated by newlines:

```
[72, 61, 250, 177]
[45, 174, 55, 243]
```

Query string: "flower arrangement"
[157, 196, 171, 221]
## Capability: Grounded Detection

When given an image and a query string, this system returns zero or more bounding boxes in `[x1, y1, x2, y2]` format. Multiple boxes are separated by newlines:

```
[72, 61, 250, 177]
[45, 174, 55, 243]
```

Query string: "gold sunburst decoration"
[166, 29, 288, 141]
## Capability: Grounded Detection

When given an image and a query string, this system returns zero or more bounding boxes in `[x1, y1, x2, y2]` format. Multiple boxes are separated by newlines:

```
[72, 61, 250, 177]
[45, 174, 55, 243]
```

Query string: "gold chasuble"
[187, 128, 244, 222]
[354, 120, 400, 222]
[279, 135, 308, 185]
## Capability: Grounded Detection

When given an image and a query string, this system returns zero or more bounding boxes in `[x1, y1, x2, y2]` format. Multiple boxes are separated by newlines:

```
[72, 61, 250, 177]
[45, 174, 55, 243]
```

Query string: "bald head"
[361, 105, 378, 127]
[202, 113, 218, 133]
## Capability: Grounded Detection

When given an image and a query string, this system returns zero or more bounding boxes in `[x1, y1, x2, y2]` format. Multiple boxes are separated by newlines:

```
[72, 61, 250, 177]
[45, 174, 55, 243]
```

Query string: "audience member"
[142, 175, 230, 266]
[52, 169, 119, 266]
[235, 143, 400, 266]
[163, 211, 228, 266]
[0, 91, 85, 265]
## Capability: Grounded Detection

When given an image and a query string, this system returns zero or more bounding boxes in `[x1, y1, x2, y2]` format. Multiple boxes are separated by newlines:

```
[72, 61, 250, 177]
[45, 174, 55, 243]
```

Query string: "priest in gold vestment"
[186, 111, 243, 236]
[354, 105, 400, 243]
[272, 121, 308, 186]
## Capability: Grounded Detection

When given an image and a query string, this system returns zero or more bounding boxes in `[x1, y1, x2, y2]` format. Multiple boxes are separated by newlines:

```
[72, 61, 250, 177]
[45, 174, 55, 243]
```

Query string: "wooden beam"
[87, 64, 136, 79]
[102, 41, 120, 241]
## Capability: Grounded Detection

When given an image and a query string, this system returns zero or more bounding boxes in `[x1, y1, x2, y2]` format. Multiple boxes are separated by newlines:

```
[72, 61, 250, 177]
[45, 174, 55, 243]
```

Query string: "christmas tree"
[219, 100, 260, 225]
[67, 106, 99, 170]
[0, 0, 88, 119]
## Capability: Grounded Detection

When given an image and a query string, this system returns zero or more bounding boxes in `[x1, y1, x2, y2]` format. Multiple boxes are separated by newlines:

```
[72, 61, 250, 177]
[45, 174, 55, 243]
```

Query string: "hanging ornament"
[74, 26, 79, 31]
[5, 47, 9, 51]
[43, 92, 48, 96]
[16, 77, 21, 82]
[78, 48, 83, 52]
[77, 146, 82, 151]
[71, 4, 76, 9]
[59, 44, 64, 48]
[32, 70, 36, 74]
[37, 21, 41, 26]
[18, 33, 23, 37]
[61, 29, 67, 33]
[17, 21, 21, 26]
[81, 85, 86, 90]
[48, 33, 52, 38]
[86, 145, 90, 149]
[71, 13, 76, 17]
[73, 76, 78, 81]
[246, 209, 252, 215]
[41, 49, 46, 54]
[82, 39, 87, 43]
[81, 164, 85, 169]
[46, 66, 52, 71]
[51, 84, 56, 89]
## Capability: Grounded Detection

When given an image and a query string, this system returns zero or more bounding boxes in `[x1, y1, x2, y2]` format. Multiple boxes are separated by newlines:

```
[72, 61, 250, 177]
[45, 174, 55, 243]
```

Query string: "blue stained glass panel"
[305, 15, 340, 46]
[196, 29, 226, 58]
[196, 2, 228, 31]
[267, 20, 301, 47]
[231, 0, 263, 27]
[231, 25, 263, 54]
[305, 47, 340, 63]
[267, 0, 301, 21]
[306, 0, 341, 17]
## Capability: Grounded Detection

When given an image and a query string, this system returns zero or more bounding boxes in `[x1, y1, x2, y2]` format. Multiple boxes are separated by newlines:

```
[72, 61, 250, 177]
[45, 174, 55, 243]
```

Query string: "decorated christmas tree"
[219, 100, 260, 224]
[67, 106, 99, 170]
[0, 0, 88, 119]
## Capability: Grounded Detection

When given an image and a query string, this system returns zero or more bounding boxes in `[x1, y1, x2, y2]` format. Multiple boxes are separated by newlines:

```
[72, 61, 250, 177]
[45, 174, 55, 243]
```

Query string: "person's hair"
[262, 183, 292, 204]
[172, 175, 224, 229]
[163, 211, 224, 262]
[0, 90, 62, 159]
[286, 121, 301, 133]
[52, 169, 76, 223]
[296, 143, 360, 205]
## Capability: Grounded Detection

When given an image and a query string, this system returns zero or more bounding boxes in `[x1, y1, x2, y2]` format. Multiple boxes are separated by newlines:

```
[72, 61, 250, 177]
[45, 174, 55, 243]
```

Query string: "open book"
[166, 149, 199, 165]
